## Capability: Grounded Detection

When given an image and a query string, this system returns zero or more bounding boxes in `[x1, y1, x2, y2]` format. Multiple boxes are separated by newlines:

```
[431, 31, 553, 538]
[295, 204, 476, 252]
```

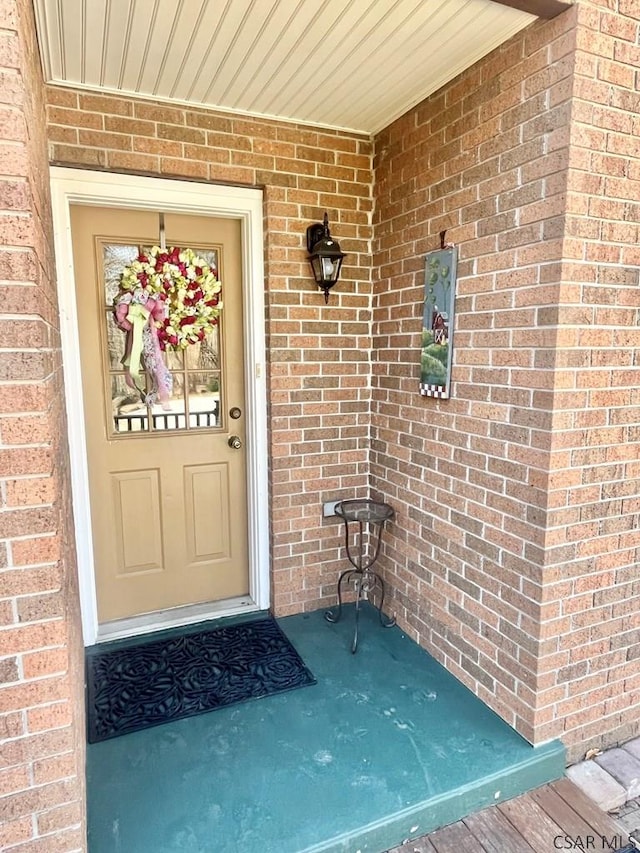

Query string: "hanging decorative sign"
[114, 246, 222, 406]
[420, 232, 457, 399]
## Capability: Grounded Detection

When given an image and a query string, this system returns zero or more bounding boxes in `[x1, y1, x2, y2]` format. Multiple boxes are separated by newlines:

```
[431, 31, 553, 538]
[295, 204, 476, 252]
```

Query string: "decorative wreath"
[117, 246, 222, 349]
[113, 246, 222, 407]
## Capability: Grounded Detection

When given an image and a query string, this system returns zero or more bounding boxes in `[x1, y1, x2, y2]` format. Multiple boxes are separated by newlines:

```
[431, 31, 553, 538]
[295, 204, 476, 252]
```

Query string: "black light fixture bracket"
[306, 218, 329, 254]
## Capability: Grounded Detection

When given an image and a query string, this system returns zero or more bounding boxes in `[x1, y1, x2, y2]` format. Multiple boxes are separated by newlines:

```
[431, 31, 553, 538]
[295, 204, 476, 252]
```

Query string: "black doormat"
[86, 617, 316, 743]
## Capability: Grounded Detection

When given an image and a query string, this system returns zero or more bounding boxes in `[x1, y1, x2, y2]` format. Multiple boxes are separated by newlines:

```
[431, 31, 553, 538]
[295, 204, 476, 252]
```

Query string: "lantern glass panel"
[321, 257, 336, 280]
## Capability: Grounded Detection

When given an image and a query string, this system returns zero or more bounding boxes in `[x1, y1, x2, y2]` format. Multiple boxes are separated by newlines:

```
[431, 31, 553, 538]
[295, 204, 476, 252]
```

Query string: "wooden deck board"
[428, 819, 487, 852]
[497, 791, 565, 850]
[393, 779, 628, 853]
[552, 776, 626, 839]
[530, 783, 606, 839]
[463, 805, 537, 852]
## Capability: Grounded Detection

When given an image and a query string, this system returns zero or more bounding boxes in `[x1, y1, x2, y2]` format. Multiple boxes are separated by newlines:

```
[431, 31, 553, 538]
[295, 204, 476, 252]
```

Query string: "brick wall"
[371, 0, 640, 758]
[44, 87, 375, 616]
[0, 1, 86, 850]
[539, 0, 640, 759]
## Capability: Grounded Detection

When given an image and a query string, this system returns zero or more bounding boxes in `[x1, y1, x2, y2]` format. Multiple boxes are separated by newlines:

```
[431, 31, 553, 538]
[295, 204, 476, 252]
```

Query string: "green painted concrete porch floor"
[87, 605, 564, 853]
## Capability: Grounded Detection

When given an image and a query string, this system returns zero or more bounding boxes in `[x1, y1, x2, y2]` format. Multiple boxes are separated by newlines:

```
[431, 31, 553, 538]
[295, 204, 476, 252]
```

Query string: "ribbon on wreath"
[114, 292, 173, 408]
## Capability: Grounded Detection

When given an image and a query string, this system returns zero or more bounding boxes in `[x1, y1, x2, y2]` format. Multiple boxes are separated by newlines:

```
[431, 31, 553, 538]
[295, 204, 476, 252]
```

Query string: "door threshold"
[96, 596, 260, 643]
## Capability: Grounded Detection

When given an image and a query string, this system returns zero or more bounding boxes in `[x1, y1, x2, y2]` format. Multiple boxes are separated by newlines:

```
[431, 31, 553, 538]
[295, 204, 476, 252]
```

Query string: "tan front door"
[70, 206, 249, 624]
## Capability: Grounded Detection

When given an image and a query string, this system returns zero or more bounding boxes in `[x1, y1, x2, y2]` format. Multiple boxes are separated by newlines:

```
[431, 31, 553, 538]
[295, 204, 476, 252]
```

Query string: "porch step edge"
[300, 738, 566, 853]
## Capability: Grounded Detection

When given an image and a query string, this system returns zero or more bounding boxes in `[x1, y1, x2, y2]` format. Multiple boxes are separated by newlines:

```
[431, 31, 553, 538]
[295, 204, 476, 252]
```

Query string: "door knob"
[228, 435, 242, 449]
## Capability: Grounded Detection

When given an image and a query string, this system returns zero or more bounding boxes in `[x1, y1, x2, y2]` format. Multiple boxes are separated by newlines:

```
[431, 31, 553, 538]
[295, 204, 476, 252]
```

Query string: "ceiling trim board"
[490, 0, 572, 18]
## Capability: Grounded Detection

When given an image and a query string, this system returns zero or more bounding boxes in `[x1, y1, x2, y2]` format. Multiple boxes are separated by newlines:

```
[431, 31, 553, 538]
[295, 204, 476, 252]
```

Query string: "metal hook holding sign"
[439, 230, 455, 250]
[159, 213, 166, 250]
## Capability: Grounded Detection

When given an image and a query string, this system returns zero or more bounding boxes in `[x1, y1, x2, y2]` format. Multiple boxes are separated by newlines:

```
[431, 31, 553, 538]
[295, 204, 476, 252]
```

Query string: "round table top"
[334, 499, 394, 525]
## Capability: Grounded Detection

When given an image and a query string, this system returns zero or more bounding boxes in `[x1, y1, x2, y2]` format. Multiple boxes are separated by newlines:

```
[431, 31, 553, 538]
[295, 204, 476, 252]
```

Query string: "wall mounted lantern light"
[306, 212, 345, 303]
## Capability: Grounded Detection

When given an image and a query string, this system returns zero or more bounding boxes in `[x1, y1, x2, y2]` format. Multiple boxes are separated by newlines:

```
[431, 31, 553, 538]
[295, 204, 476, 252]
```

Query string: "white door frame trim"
[50, 167, 269, 645]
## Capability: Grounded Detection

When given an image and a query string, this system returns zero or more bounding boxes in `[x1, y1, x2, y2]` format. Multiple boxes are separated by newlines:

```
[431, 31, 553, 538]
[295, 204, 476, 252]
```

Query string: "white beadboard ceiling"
[33, 0, 539, 135]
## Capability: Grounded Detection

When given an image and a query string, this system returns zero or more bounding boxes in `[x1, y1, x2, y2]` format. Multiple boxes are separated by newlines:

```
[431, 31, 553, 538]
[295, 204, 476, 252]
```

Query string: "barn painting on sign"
[420, 246, 457, 399]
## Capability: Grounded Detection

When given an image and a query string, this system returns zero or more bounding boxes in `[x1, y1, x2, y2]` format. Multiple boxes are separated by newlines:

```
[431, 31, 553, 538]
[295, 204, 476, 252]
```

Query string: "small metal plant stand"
[325, 499, 396, 653]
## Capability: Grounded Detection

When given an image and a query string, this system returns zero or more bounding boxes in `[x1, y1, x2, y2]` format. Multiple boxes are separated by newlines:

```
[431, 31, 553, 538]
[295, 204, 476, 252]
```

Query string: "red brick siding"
[372, 1, 640, 757]
[372, 9, 578, 743]
[540, 0, 640, 759]
[44, 87, 375, 617]
[0, 0, 86, 850]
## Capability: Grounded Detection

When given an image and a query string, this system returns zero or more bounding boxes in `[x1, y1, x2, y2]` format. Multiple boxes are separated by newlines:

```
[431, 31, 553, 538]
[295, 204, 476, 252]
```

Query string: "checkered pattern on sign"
[420, 383, 449, 399]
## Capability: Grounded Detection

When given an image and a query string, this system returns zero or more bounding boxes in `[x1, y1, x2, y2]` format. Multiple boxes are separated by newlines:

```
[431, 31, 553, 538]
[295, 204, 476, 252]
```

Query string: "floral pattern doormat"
[86, 617, 316, 743]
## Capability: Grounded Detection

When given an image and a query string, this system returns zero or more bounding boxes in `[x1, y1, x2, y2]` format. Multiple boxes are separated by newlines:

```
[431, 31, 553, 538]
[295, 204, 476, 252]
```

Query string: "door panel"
[111, 469, 164, 574]
[70, 205, 249, 623]
[183, 463, 231, 563]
